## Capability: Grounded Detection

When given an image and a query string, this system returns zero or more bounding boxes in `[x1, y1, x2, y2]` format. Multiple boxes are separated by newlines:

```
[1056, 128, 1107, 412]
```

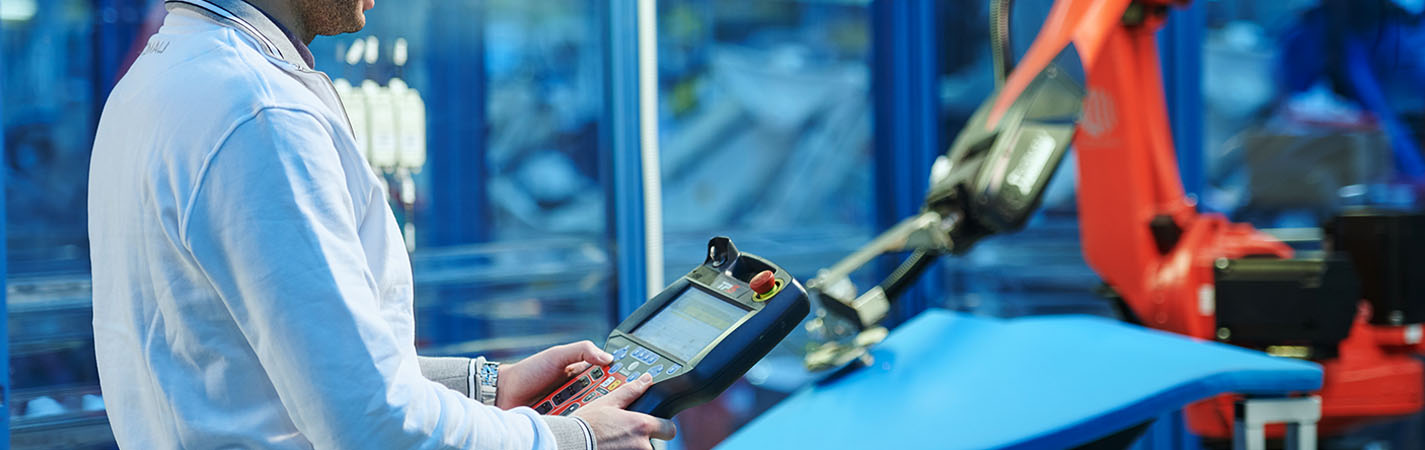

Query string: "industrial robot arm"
[824, 0, 1423, 438]
[803, 25, 1084, 369]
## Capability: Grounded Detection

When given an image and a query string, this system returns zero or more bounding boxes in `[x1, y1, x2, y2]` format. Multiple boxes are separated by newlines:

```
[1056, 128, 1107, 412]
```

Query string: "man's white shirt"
[87, 3, 587, 449]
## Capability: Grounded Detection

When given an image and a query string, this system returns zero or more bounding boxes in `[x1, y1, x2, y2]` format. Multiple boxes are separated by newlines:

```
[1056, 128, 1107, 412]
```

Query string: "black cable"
[990, 0, 1016, 88]
[878, 249, 944, 302]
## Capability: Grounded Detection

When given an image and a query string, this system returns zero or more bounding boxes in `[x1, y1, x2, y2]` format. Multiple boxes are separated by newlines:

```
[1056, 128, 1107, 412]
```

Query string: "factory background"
[2, 0, 1423, 448]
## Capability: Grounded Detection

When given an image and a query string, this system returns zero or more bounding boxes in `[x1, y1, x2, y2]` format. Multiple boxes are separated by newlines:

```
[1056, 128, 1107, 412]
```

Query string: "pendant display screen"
[631, 287, 749, 361]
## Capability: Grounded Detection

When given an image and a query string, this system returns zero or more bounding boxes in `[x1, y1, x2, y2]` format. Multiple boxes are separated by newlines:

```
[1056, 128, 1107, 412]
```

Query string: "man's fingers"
[564, 361, 592, 378]
[598, 373, 652, 408]
[648, 417, 677, 441]
[554, 341, 613, 367]
[576, 341, 615, 365]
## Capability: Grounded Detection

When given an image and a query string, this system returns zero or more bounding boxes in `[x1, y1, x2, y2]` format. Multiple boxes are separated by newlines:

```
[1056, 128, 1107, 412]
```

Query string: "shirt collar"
[248, 3, 316, 69]
[164, 0, 315, 70]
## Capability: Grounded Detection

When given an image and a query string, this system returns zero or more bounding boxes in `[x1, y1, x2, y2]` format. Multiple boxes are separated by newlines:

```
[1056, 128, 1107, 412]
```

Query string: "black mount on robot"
[804, 0, 1085, 371]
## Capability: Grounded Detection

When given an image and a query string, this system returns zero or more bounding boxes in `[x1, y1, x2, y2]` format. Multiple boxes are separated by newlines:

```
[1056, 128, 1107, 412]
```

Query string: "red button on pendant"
[750, 270, 776, 296]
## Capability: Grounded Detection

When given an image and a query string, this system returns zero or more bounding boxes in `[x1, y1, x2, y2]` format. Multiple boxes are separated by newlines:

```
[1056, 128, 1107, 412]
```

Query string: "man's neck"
[242, 0, 314, 44]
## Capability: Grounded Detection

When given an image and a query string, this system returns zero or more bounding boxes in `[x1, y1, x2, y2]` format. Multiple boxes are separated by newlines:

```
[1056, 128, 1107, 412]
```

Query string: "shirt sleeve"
[418, 356, 478, 397]
[417, 357, 595, 450]
[181, 107, 555, 450]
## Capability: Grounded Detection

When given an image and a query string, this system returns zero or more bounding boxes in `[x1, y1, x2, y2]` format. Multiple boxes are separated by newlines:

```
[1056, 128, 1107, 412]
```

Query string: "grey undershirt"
[418, 356, 596, 450]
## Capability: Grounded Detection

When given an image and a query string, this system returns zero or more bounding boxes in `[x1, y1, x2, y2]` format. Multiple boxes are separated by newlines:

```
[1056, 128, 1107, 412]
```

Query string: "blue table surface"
[719, 310, 1322, 449]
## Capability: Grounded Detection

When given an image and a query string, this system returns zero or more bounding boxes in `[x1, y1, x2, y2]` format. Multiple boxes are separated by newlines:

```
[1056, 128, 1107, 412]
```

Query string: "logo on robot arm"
[1080, 89, 1117, 138]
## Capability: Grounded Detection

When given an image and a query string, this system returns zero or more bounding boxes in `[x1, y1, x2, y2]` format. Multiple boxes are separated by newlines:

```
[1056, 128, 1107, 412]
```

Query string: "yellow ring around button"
[754, 279, 784, 302]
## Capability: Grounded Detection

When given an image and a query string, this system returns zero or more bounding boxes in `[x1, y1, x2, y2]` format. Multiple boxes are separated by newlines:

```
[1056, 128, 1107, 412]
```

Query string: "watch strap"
[473, 360, 500, 406]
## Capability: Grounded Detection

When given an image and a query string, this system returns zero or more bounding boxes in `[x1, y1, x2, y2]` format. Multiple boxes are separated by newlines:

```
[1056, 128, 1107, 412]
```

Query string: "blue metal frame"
[871, 0, 943, 324]
[1159, 1, 1207, 197]
[1137, 6, 1208, 449]
[601, 0, 649, 321]
[423, 0, 490, 247]
[1, 12, 10, 440]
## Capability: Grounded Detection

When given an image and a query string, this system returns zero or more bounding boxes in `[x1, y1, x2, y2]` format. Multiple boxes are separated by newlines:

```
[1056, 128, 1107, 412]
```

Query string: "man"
[87, 0, 675, 448]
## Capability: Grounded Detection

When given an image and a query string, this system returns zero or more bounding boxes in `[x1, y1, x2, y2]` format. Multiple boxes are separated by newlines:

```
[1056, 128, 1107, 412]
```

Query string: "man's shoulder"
[91, 15, 341, 208]
[109, 18, 324, 129]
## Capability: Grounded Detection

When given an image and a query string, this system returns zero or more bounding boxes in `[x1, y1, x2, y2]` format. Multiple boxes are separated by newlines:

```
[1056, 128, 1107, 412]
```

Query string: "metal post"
[870, 0, 942, 324]
[1286, 420, 1317, 450]
[1233, 417, 1267, 450]
[602, 0, 649, 321]
[636, 0, 664, 298]
[1233, 396, 1322, 450]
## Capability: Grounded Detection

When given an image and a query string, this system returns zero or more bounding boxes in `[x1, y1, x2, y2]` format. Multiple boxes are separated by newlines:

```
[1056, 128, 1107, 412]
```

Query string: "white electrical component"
[399, 167, 417, 252]
[389, 78, 427, 171]
[344, 39, 365, 66]
[333, 78, 370, 157]
[364, 79, 400, 170]
[364, 36, 380, 65]
[390, 38, 426, 172]
[389, 38, 423, 252]
[393, 38, 409, 68]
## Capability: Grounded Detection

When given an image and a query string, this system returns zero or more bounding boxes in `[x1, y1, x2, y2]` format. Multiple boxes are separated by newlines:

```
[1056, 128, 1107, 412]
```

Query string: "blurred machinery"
[1277, 0, 1425, 185]
[656, 0, 874, 248]
[3, 0, 139, 447]
[8, 275, 110, 449]
[1201, 0, 1425, 225]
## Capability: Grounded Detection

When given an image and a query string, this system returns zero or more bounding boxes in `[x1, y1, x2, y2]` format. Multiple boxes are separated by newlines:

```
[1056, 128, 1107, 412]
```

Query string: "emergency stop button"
[750, 270, 776, 301]
[750, 271, 775, 295]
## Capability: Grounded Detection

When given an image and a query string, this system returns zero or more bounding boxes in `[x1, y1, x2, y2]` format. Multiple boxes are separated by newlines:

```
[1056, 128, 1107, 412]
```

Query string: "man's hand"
[575, 374, 678, 450]
[496, 341, 613, 409]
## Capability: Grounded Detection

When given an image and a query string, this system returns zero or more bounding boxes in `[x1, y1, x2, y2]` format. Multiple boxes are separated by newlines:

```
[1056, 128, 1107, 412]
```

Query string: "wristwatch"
[474, 361, 500, 406]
